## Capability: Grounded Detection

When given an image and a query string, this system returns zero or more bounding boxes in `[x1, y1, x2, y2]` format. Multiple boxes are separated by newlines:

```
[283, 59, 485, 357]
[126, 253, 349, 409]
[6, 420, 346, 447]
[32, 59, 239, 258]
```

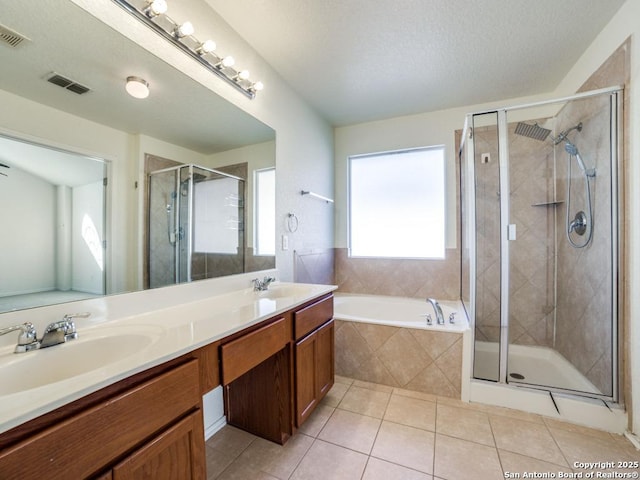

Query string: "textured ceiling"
[206, 0, 626, 126]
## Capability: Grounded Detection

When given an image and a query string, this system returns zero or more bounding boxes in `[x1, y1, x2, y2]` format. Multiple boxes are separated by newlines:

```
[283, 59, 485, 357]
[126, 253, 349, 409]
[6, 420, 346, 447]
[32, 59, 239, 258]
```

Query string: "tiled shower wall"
[553, 40, 629, 396]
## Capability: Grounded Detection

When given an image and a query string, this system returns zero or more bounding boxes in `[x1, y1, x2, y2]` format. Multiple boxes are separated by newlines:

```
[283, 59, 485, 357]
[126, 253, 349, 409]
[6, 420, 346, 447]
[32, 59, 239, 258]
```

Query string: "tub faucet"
[426, 298, 445, 325]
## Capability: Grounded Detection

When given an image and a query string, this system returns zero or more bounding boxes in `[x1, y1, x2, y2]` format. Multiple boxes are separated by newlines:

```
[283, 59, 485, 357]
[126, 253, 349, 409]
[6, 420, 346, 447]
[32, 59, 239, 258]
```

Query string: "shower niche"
[460, 87, 622, 402]
[148, 164, 245, 288]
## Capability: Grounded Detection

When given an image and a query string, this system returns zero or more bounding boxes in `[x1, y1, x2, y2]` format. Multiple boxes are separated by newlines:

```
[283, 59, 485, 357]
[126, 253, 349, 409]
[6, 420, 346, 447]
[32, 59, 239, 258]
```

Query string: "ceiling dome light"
[125, 76, 150, 99]
[144, 0, 167, 17]
[174, 21, 194, 38]
[197, 39, 216, 55]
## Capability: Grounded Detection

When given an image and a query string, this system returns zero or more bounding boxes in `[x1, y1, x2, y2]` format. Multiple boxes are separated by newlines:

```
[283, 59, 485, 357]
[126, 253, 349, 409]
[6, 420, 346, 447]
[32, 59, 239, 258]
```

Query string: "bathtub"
[333, 293, 469, 332]
[332, 293, 472, 399]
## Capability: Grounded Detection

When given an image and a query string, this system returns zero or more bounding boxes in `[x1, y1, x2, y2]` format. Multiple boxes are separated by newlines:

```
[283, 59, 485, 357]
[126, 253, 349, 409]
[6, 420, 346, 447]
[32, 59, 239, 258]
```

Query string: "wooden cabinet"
[112, 412, 205, 480]
[222, 316, 292, 444]
[295, 320, 334, 426]
[293, 295, 335, 427]
[222, 293, 335, 441]
[0, 360, 206, 480]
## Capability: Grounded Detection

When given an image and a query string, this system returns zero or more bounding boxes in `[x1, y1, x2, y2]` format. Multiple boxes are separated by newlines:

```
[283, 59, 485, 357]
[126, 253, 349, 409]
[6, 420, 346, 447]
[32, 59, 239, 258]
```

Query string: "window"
[349, 146, 445, 259]
[254, 167, 275, 255]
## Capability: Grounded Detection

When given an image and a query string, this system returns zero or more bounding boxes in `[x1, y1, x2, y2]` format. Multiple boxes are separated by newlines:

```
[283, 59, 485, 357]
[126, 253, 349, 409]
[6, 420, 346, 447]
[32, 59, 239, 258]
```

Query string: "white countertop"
[0, 280, 336, 435]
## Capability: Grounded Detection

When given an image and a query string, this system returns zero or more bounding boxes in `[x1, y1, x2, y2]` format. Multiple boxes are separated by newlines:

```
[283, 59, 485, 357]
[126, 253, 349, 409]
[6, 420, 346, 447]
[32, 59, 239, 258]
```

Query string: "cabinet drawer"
[221, 317, 288, 385]
[0, 360, 200, 479]
[294, 295, 333, 341]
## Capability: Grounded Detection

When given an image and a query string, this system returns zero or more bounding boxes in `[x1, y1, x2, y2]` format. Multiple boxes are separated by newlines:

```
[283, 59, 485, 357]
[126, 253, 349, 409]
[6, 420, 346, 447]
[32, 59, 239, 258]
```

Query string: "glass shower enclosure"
[460, 86, 622, 402]
[148, 164, 245, 288]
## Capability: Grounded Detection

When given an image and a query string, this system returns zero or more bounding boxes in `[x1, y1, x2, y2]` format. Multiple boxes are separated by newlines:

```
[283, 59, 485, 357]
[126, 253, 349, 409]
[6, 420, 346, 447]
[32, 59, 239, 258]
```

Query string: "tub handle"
[449, 313, 457, 324]
[420, 313, 433, 326]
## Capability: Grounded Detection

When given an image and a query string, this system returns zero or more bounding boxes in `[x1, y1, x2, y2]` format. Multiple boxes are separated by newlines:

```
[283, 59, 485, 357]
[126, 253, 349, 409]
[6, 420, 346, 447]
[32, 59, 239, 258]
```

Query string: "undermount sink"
[0, 328, 160, 396]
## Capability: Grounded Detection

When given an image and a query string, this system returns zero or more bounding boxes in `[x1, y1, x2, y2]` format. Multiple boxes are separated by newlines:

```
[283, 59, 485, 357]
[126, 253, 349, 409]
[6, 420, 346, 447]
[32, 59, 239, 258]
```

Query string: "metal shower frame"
[461, 85, 623, 403]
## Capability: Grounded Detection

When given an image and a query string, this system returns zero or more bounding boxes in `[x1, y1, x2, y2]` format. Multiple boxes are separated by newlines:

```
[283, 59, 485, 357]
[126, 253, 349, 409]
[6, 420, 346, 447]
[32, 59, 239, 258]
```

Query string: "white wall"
[0, 165, 56, 296]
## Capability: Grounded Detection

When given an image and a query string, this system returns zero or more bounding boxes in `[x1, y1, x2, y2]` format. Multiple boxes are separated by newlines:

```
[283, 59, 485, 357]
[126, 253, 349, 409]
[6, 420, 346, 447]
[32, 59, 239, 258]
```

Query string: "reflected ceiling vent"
[0, 23, 29, 48]
[45, 72, 91, 95]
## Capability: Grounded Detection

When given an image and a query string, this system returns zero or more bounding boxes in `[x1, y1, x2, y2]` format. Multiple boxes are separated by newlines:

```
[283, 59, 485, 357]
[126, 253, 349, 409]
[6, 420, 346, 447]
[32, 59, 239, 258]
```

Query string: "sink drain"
[509, 372, 525, 380]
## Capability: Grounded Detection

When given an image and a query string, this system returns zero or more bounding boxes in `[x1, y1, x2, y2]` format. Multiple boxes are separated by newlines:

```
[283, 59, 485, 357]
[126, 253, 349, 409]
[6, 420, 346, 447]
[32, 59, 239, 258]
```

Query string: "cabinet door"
[295, 331, 318, 427]
[316, 320, 335, 399]
[112, 411, 205, 480]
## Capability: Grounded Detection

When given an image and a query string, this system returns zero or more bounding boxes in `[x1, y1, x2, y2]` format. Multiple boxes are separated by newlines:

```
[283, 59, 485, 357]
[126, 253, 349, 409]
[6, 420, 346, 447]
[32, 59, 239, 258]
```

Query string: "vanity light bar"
[111, 0, 262, 99]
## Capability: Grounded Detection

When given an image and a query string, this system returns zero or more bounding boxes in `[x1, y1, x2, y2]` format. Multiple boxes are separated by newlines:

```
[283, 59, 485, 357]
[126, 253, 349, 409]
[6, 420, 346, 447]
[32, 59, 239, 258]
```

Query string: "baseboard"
[624, 431, 640, 450]
[204, 416, 227, 441]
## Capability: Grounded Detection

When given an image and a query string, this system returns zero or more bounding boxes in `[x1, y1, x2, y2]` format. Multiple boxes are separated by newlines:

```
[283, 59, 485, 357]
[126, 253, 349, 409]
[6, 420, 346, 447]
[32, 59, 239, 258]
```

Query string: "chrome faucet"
[40, 313, 88, 348]
[252, 276, 276, 292]
[0, 313, 90, 353]
[426, 298, 445, 325]
[0, 322, 40, 353]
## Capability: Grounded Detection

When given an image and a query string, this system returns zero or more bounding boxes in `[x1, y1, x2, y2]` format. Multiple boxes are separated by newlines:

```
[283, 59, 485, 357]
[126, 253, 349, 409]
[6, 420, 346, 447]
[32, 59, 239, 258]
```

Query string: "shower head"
[514, 122, 551, 141]
[564, 142, 578, 156]
[553, 122, 583, 145]
[565, 141, 595, 177]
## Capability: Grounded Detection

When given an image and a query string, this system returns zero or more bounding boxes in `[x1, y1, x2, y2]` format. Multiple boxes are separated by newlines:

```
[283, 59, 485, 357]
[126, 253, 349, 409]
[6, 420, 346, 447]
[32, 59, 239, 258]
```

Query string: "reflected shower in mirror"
[148, 164, 248, 288]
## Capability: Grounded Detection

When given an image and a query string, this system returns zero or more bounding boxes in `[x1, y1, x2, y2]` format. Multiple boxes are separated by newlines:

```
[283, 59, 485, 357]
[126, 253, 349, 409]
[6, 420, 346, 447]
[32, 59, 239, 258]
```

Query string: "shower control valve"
[420, 313, 433, 326]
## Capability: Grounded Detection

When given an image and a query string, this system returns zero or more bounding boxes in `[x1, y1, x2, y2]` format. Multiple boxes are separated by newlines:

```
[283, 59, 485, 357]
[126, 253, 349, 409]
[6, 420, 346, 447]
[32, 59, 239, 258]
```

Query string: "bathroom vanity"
[0, 282, 335, 479]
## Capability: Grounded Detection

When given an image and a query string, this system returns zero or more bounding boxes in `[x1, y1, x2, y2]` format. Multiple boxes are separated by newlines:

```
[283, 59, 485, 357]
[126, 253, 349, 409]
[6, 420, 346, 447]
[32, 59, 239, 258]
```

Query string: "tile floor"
[205, 376, 640, 480]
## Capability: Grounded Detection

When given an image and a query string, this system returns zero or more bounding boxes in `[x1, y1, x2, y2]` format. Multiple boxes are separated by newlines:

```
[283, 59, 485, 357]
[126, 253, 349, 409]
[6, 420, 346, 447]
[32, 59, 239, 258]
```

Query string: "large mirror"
[0, 0, 276, 313]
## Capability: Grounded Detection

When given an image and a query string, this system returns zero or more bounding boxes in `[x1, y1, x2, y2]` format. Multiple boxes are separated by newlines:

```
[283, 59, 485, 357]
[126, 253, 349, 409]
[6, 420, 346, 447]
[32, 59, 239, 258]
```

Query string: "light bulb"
[145, 0, 167, 17]
[175, 21, 194, 38]
[252, 81, 264, 92]
[238, 70, 250, 80]
[197, 40, 216, 54]
[221, 56, 235, 68]
[125, 76, 150, 99]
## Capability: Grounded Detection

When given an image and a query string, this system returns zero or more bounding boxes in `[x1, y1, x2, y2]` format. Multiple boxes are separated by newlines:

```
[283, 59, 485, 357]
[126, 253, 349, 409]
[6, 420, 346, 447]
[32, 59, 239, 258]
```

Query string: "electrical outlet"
[481, 153, 491, 164]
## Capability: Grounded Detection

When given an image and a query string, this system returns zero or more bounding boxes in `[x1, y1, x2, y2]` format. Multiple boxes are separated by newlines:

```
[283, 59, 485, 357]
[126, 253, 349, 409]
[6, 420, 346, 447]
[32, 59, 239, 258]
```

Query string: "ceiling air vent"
[46, 72, 91, 95]
[0, 23, 29, 48]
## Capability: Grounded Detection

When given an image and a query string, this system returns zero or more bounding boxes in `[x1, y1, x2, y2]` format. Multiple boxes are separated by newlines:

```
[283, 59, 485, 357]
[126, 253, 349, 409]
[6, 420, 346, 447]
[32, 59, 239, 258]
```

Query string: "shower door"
[148, 164, 245, 289]
[465, 87, 621, 401]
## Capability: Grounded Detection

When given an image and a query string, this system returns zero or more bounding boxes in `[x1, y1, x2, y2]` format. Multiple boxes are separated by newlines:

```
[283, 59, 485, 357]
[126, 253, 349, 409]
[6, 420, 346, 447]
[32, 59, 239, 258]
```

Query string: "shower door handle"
[507, 224, 517, 240]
